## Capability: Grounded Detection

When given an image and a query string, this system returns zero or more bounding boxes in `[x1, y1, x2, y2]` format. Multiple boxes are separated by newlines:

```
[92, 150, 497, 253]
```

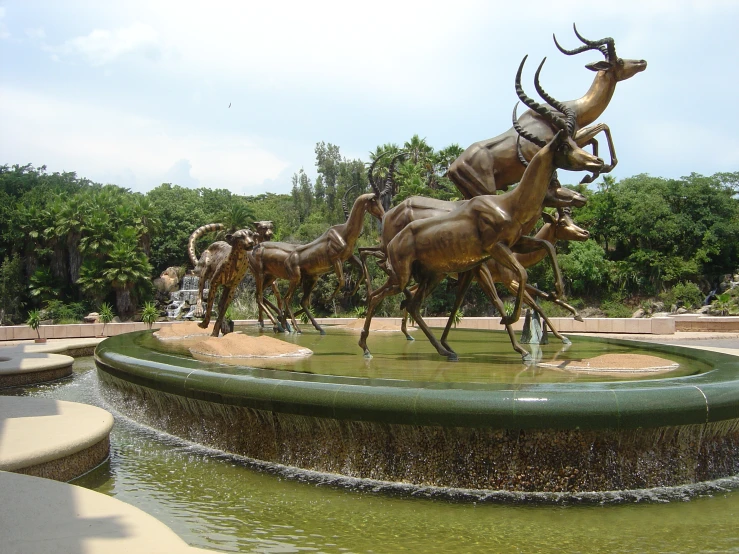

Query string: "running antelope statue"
[359, 56, 604, 360]
[249, 157, 387, 334]
[448, 25, 646, 198]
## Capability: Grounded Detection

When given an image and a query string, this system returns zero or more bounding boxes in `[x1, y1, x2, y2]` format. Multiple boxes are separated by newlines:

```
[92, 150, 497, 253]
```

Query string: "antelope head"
[514, 123, 587, 209]
[542, 207, 590, 242]
[554, 24, 647, 83]
[514, 56, 605, 177]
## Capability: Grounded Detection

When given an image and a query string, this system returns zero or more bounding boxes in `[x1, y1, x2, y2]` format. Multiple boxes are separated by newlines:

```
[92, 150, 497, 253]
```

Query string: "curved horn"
[342, 185, 357, 220]
[512, 101, 545, 149]
[553, 32, 594, 56]
[515, 57, 567, 132]
[516, 134, 528, 168]
[383, 151, 406, 196]
[533, 60, 576, 135]
[573, 23, 616, 60]
[367, 152, 388, 196]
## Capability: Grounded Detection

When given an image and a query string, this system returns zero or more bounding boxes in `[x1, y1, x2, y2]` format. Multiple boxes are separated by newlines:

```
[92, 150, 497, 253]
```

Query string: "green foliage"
[28, 267, 60, 304]
[98, 302, 114, 335]
[353, 305, 367, 318]
[0, 254, 24, 324]
[42, 300, 86, 323]
[600, 300, 634, 318]
[557, 240, 610, 296]
[26, 309, 42, 338]
[574, 172, 739, 293]
[98, 303, 114, 323]
[537, 300, 574, 318]
[660, 282, 704, 309]
[141, 302, 159, 329]
[1, 157, 737, 325]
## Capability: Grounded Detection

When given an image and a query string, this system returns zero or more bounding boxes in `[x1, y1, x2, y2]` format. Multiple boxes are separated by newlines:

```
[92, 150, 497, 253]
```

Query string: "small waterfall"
[167, 274, 209, 319]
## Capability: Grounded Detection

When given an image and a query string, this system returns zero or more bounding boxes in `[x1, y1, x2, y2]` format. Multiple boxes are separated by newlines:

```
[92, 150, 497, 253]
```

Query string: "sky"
[1, 1, 738, 195]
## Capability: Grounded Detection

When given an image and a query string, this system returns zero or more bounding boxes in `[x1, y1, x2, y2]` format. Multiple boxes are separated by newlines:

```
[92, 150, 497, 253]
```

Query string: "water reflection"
[136, 326, 707, 385]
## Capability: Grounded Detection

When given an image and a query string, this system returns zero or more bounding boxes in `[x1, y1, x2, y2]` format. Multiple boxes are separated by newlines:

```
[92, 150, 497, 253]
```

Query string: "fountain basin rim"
[95, 331, 739, 430]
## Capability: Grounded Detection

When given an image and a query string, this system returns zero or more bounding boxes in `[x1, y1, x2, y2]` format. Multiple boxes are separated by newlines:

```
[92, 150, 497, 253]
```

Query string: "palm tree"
[403, 135, 432, 165]
[130, 195, 162, 257]
[103, 229, 153, 319]
[76, 258, 109, 306]
[219, 202, 255, 234]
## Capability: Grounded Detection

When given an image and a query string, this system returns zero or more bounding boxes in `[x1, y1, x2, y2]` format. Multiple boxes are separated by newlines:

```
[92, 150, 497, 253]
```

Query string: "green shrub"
[537, 300, 574, 318]
[710, 293, 739, 316]
[42, 300, 86, 323]
[26, 309, 42, 339]
[660, 282, 703, 309]
[98, 303, 114, 335]
[601, 300, 634, 318]
[141, 302, 159, 329]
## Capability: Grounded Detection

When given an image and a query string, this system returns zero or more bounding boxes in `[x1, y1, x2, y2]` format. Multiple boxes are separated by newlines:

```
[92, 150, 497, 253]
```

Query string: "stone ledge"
[0, 471, 214, 553]
[0, 397, 113, 474]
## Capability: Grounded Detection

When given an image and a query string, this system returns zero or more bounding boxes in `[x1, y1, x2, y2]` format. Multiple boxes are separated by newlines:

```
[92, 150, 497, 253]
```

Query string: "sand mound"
[189, 333, 312, 359]
[154, 321, 215, 340]
[339, 318, 415, 333]
[539, 353, 678, 374]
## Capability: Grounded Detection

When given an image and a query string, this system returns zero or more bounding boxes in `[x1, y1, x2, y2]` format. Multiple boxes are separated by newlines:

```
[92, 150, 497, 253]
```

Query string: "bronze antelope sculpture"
[406, 207, 590, 359]
[249, 157, 387, 334]
[448, 25, 646, 198]
[358, 56, 604, 360]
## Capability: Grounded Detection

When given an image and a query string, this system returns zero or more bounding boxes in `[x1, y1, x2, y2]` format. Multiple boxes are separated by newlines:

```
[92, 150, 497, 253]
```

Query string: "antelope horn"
[512, 101, 546, 149]
[367, 151, 388, 196]
[516, 134, 528, 168]
[533, 60, 576, 135]
[573, 23, 616, 60]
[553, 33, 594, 56]
[342, 185, 357, 220]
[384, 151, 406, 196]
[515, 56, 567, 132]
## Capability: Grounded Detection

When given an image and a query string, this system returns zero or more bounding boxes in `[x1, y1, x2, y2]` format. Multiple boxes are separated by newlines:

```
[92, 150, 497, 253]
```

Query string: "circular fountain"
[94, 326, 739, 494]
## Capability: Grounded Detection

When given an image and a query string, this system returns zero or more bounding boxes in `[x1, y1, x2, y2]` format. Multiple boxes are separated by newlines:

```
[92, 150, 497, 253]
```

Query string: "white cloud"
[25, 27, 45, 40]
[0, 85, 290, 193]
[52, 22, 160, 66]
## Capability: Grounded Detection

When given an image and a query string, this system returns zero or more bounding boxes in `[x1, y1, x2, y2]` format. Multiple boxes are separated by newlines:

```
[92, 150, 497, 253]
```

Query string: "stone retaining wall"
[3, 315, 738, 340]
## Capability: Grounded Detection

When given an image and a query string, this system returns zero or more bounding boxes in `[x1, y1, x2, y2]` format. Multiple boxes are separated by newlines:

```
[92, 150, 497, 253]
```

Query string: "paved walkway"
[0, 337, 218, 553]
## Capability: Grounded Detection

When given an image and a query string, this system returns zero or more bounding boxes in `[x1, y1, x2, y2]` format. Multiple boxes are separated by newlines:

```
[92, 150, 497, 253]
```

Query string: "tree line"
[1, 136, 737, 324]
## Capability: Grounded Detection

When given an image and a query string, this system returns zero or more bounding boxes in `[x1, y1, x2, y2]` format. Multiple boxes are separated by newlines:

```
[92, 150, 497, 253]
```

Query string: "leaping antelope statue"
[448, 25, 646, 198]
[358, 56, 604, 360]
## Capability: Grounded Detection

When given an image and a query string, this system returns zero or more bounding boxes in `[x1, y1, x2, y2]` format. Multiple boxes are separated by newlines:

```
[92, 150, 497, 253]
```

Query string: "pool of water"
[5, 357, 739, 553]
[141, 326, 709, 384]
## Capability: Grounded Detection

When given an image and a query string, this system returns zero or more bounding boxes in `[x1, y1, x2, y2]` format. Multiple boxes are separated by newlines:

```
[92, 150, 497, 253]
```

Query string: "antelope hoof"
[447, 352, 458, 362]
[197, 321, 208, 329]
[521, 352, 533, 363]
[575, 315, 584, 322]
[406, 335, 415, 341]
[363, 349, 373, 359]
[319, 329, 326, 336]
[562, 337, 572, 345]
[500, 316, 515, 326]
